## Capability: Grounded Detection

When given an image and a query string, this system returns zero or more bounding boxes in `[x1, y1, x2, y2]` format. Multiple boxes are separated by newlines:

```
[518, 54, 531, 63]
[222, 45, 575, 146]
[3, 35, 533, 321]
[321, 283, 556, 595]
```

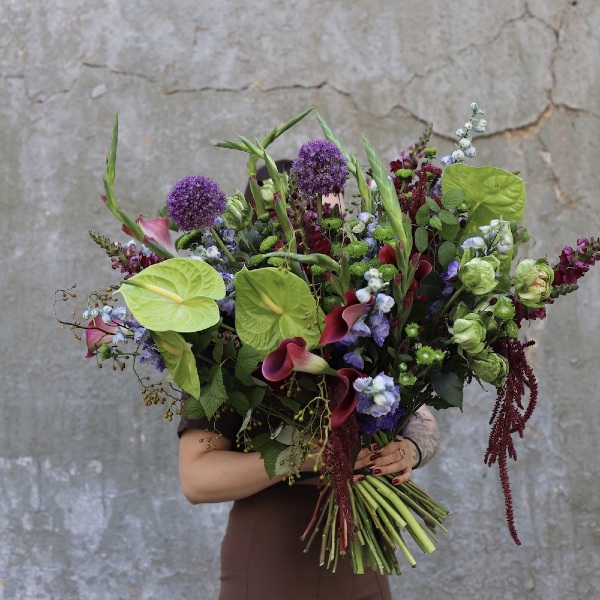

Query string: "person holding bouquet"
[178, 404, 440, 600]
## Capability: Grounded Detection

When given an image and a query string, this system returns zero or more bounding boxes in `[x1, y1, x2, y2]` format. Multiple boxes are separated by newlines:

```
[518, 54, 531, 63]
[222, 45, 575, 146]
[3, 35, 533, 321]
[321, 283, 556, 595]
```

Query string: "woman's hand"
[353, 436, 420, 485]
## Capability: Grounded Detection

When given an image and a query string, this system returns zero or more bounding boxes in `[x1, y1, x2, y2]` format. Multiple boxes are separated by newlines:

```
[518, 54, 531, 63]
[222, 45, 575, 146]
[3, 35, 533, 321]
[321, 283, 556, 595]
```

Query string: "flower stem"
[210, 227, 236, 262]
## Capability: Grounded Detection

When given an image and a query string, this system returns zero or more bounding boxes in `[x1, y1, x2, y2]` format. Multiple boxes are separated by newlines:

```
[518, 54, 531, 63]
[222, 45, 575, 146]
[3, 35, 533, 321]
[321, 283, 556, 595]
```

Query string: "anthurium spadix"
[234, 267, 325, 355]
[117, 258, 226, 332]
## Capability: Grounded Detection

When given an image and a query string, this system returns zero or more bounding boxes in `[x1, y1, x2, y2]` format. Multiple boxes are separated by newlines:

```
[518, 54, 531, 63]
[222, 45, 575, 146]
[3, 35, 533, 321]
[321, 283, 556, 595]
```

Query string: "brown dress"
[179, 413, 392, 600]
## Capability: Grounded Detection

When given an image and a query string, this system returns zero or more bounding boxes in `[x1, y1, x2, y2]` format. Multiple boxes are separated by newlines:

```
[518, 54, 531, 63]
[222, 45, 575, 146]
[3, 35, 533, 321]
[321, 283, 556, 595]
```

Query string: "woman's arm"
[179, 429, 290, 504]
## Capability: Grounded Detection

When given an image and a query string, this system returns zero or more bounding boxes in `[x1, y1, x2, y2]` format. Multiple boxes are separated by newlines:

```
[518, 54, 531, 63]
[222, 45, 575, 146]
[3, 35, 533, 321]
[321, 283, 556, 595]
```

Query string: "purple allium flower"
[167, 176, 227, 232]
[293, 140, 348, 196]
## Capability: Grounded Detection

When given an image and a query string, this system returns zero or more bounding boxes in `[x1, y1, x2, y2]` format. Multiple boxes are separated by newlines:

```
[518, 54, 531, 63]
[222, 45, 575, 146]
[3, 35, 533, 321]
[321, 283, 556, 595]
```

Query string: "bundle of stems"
[300, 471, 449, 574]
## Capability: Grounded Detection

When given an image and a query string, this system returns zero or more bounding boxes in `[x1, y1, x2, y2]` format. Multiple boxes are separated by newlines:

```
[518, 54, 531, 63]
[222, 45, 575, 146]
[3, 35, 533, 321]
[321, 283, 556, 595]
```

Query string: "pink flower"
[122, 217, 178, 257]
[318, 291, 372, 346]
[85, 316, 121, 358]
[262, 337, 336, 382]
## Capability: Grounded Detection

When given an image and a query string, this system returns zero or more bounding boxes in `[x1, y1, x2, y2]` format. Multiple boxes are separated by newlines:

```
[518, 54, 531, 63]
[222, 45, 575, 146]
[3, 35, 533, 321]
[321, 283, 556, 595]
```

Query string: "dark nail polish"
[372, 468, 381, 475]
[369, 453, 381, 461]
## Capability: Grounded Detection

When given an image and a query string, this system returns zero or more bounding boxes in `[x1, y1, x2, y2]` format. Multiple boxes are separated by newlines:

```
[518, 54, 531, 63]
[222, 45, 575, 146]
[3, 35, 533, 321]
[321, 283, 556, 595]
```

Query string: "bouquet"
[55, 103, 599, 575]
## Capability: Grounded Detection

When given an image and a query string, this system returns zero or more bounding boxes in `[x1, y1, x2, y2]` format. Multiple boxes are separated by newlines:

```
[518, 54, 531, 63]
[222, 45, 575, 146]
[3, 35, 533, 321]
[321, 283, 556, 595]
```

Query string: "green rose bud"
[459, 255, 500, 295]
[450, 313, 487, 354]
[513, 258, 554, 308]
[470, 349, 509, 387]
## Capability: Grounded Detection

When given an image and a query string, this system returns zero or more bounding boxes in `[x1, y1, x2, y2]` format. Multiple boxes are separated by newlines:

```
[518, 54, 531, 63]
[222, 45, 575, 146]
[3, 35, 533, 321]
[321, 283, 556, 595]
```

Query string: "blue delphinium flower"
[167, 175, 227, 232]
[369, 313, 390, 347]
[293, 140, 349, 196]
[343, 349, 364, 370]
[354, 373, 405, 435]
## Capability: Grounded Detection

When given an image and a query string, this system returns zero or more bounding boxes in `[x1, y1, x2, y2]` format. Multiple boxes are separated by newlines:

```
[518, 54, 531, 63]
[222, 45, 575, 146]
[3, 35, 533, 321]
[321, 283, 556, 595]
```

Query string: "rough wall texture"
[2, 1, 599, 598]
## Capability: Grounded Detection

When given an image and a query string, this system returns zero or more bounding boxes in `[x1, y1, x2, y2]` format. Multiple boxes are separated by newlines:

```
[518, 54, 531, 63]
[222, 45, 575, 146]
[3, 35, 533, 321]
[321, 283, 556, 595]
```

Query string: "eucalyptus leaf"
[152, 330, 200, 399]
[117, 258, 226, 332]
[234, 267, 325, 354]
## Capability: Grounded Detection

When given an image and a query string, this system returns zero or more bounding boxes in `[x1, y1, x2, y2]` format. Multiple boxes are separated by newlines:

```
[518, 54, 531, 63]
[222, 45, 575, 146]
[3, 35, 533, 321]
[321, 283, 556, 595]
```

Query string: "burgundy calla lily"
[378, 243, 397, 265]
[329, 367, 362, 429]
[85, 316, 121, 358]
[262, 337, 336, 382]
[318, 291, 372, 346]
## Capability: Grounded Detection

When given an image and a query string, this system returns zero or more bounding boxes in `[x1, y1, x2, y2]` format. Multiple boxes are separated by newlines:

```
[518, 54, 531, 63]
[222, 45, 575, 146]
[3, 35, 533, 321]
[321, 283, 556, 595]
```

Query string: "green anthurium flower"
[234, 267, 325, 355]
[117, 258, 226, 332]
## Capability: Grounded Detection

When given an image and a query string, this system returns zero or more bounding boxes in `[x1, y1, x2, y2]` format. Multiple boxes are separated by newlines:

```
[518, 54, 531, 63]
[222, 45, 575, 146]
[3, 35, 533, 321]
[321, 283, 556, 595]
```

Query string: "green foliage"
[152, 330, 200, 399]
[117, 258, 225, 332]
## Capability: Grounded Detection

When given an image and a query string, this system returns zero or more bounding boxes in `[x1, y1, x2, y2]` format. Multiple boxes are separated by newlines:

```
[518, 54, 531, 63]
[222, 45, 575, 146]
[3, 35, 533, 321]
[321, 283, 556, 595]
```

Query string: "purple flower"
[369, 313, 390, 347]
[167, 176, 227, 232]
[343, 350, 364, 370]
[293, 140, 348, 196]
[357, 401, 406, 436]
[139, 346, 166, 372]
[339, 319, 371, 345]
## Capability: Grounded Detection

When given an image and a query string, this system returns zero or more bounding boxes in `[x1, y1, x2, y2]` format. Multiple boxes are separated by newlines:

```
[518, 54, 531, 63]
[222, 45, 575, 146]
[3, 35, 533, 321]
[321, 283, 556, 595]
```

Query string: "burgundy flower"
[262, 337, 335, 382]
[85, 316, 121, 358]
[318, 291, 372, 346]
[328, 367, 362, 429]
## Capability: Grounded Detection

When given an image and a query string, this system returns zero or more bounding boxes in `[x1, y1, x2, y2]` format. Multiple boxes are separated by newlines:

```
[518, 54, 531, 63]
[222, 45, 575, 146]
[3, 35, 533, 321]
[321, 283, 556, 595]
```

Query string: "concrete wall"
[2, 1, 599, 598]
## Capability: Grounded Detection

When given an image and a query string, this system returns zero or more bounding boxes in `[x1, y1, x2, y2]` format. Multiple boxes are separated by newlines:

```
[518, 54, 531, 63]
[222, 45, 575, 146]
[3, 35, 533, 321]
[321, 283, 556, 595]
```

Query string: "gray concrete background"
[2, 1, 599, 598]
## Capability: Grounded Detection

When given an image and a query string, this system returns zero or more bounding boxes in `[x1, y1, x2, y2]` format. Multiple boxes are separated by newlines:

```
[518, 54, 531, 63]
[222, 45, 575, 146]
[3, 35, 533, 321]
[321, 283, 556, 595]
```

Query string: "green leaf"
[429, 370, 464, 409]
[415, 226, 429, 253]
[437, 240, 458, 268]
[252, 433, 290, 478]
[425, 196, 440, 212]
[442, 163, 525, 239]
[229, 390, 251, 414]
[152, 330, 200, 399]
[441, 188, 465, 210]
[416, 271, 444, 300]
[415, 204, 431, 226]
[200, 366, 228, 419]
[117, 258, 225, 332]
[438, 210, 458, 225]
[235, 344, 263, 386]
[234, 267, 325, 354]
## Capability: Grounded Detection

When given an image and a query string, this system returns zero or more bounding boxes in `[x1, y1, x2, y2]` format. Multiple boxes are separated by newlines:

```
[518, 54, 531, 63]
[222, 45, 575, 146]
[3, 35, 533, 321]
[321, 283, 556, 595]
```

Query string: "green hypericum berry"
[259, 235, 278, 253]
[416, 345, 437, 365]
[248, 254, 267, 267]
[378, 264, 398, 282]
[349, 261, 370, 278]
[323, 295, 343, 313]
[346, 240, 369, 259]
[399, 373, 417, 386]
[310, 265, 326, 276]
[372, 226, 395, 242]
[405, 323, 420, 338]
[493, 297, 516, 321]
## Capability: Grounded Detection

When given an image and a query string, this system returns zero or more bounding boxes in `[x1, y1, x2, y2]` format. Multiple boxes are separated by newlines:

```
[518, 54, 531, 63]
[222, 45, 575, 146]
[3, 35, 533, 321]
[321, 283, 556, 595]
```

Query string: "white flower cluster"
[440, 103, 487, 167]
[461, 217, 512, 256]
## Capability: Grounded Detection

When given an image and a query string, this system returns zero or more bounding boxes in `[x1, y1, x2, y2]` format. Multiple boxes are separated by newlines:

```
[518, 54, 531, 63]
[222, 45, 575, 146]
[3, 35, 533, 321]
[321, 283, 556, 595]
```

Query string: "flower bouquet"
[56, 104, 599, 575]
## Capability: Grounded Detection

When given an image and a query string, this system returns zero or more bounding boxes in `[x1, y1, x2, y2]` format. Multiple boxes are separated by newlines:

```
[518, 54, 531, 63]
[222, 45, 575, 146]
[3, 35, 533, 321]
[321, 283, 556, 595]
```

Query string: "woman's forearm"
[179, 431, 287, 504]
[399, 405, 440, 468]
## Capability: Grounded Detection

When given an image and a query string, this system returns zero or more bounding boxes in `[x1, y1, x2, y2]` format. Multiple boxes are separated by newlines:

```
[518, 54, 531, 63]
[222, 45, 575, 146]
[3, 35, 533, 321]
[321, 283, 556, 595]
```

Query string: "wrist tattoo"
[400, 408, 440, 468]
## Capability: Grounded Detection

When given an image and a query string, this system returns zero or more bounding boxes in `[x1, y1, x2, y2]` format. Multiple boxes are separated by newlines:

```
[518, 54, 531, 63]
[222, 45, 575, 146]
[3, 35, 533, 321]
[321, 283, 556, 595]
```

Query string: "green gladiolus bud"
[513, 258, 554, 308]
[470, 349, 509, 387]
[450, 313, 487, 354]
[459, 256, 500, 295]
